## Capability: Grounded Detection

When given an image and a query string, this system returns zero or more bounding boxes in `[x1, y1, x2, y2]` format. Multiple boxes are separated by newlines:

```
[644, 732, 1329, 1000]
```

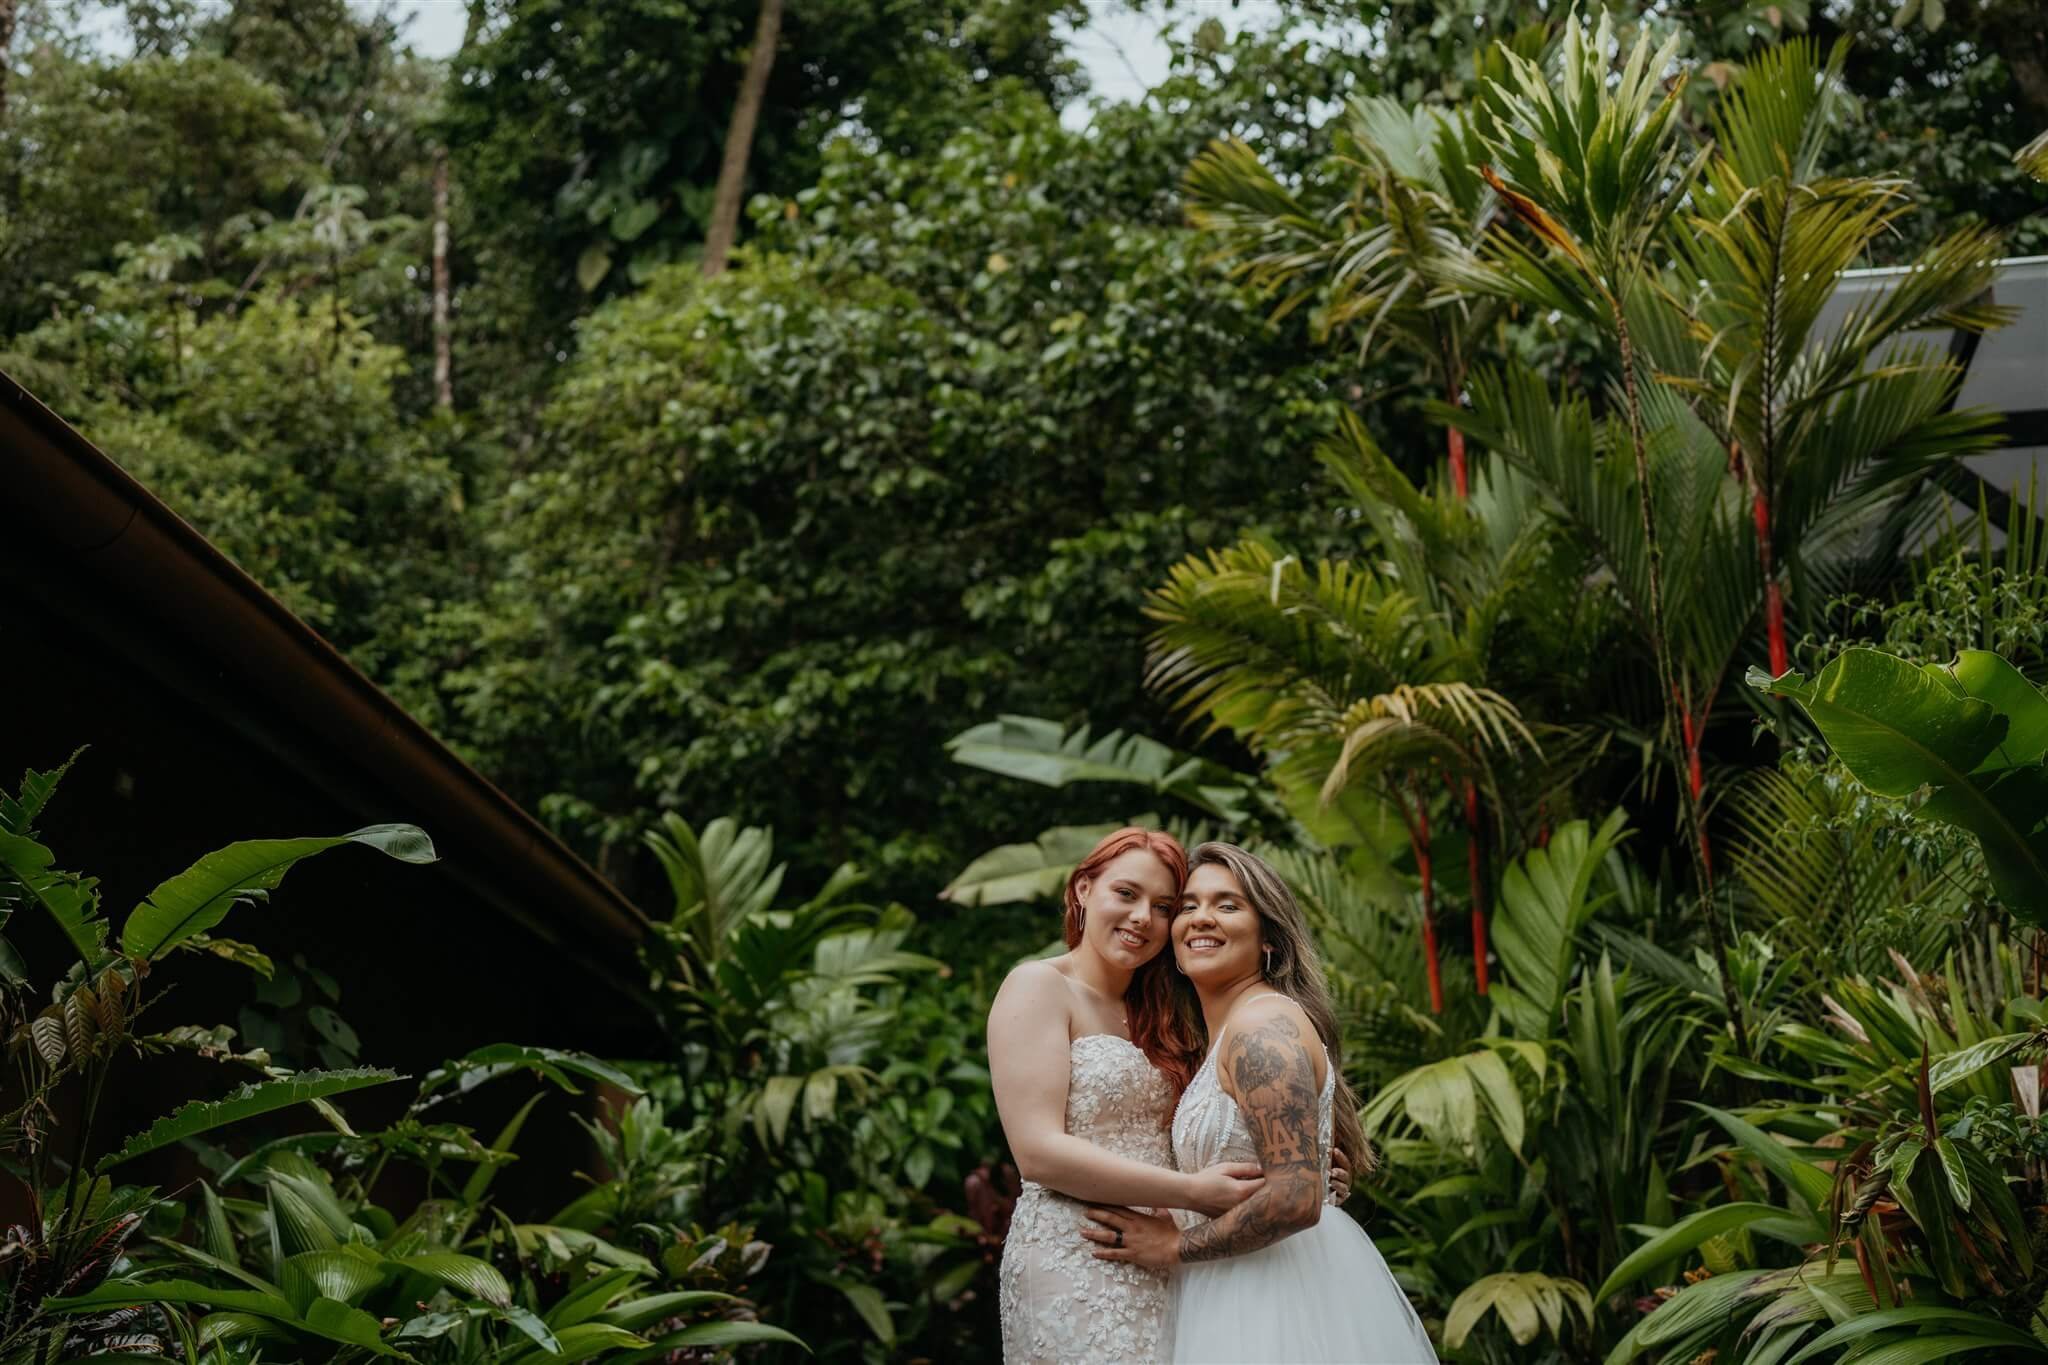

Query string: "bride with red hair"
[989, 827, 1349, 1363]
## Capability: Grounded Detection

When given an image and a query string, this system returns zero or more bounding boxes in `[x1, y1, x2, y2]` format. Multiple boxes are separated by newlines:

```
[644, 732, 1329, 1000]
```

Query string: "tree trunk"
[702, 0, 784, 278]
[432, 149, 454, 412]
[0, 0, 16, 124]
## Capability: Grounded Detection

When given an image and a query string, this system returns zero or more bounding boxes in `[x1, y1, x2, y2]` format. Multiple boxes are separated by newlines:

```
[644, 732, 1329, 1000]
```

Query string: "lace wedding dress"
[999, 1034, 1177, 1364]
[1169, 1040, 1438, 1363]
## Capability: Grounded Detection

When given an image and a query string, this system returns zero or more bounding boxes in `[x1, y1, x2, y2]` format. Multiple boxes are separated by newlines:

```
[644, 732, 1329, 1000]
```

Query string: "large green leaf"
[1596, 1203, 1821, 1302]
[1444, 1272, 1592, 1349]
[98, 1068, 400, 1171]
[1777, 1309, 2048, 1358]
[418, 1044, 644, 1101]
[1361, 1041, 1544, 1156]
[1755, 650, 2006, 795]
[624, 1320, 810, 1359]
[1753, 648, 2048, 919]
[597, 1290, 736, 1331]
[1490, 811, 1630, 1037]
[388, 1252, 512, 1308]
[945, 715, 1254, 822]
[540, 1267, 639, 1330]
[303, 1295, 401, 1355]
[1602, 1267, 1781, 1364]
[504, 1321, 651, 1365]
[1693, 1105, 1834, 1215]
[285, 1250, 386, 1306]
[0, 831, 108, 966]
[196, 1311, 295, 1346]
[121, 825, 436, 960]
[643, 813, 785, 956]
[939, 824, 1119, 907]
[0, 750, 82, 835]
[47, 1278, 296, 1320]
[1849, 1334, 2048, 1365]
[1948, 651, 2048, 770]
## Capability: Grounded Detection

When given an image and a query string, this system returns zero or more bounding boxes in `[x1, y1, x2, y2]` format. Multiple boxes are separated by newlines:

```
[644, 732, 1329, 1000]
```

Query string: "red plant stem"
[1412, 788, 1445, 1015]
[1465, 779, 1488, 995]
[1676, 686, 1714, 884]
[1754, 490, 1787, 677]
[1447, 424, 1469, 500]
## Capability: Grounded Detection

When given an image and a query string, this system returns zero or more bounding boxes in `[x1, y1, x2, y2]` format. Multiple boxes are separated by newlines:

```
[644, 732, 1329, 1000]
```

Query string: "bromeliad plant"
[0, 752, 432, 1359]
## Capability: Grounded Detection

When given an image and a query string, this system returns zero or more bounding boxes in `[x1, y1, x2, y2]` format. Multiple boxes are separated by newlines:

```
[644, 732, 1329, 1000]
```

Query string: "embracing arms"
[1082, 997, 1327, 1269]
[1175, 999, 1326, 1262]
[987, 963, 1259, 1216]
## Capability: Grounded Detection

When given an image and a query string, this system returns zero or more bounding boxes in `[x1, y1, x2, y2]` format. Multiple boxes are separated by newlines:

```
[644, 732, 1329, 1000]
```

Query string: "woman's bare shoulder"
[1227, 989, 1311, 1033]
[1218, 992, 1323, 1087]
[991, 956, 1075, 1016]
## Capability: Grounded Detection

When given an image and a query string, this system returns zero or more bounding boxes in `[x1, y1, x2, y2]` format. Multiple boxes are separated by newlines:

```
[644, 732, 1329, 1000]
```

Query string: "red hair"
[1065, 827, 1204, 1109]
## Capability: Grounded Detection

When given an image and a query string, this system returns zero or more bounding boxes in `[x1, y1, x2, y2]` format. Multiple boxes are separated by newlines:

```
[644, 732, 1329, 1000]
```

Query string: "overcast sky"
[386, 0, 1298, 127]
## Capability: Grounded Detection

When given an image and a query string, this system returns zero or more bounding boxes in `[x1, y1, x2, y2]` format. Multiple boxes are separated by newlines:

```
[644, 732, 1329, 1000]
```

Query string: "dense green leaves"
[1755, 648, 2048, 918]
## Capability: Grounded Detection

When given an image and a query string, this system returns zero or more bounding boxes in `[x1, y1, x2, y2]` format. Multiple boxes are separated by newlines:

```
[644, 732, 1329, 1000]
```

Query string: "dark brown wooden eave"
[1, 368, 653, 959]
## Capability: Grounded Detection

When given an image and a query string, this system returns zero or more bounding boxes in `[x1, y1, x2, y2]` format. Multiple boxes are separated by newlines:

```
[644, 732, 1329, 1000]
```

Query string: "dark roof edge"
[4, 369, 653, 949]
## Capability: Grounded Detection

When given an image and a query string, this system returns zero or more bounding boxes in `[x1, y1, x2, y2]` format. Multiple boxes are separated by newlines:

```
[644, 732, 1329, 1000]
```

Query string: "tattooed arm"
[1176, 998, 1325, 1264]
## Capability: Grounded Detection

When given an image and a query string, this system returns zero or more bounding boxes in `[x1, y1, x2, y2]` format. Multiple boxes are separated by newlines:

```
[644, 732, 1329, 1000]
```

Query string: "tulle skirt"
[1170, 1212, 1437, 1364]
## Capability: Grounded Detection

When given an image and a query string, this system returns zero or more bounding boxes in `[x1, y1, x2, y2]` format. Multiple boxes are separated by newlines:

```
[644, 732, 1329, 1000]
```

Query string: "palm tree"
[1184, 96, 1550, 995]
[1463, 11, 1742, 1036]
[1457, 18, 2010, 1049]
[1660, 38, 2008, 678]
[1185, 96, 1503, 498]
[1144, 537, 1534, 1011]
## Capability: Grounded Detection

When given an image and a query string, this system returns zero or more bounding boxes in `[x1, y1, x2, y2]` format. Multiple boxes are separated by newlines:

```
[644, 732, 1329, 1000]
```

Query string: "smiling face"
[1174, 861, 1266, 987]
[1073, 847, 1179, 974]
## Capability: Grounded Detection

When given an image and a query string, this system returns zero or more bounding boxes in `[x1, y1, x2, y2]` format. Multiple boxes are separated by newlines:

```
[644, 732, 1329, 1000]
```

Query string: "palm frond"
[1183, 137, 1341, 321]
[2018, 129, 2048, 183]
[1724, 764, 1973, 984]
[1709, 37, 1855, 188]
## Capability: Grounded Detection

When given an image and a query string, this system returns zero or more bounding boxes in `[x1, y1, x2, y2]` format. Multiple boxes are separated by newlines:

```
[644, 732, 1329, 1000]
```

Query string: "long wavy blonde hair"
[1188, 841, 1373, 1176]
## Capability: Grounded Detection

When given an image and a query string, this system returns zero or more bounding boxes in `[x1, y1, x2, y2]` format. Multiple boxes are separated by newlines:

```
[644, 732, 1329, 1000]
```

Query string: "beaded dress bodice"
[998, 1034, 1177, 1364]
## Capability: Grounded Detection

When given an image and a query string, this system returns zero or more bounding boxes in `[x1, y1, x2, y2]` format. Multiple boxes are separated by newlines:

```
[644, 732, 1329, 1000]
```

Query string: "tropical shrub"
[0, 752, 426, 1358]
[639, 813, 998, 1358]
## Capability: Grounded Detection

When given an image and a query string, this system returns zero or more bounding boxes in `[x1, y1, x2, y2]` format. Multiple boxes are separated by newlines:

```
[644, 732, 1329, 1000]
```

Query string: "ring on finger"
[1114, 1228, 1125, 1249]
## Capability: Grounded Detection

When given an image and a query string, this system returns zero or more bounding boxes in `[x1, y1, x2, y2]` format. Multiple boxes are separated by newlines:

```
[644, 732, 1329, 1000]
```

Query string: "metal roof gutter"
[2, 368, 653, 955]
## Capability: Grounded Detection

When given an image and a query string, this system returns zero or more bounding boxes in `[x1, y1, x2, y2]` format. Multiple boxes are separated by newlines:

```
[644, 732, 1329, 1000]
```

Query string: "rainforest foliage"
[3, 0, 2048, 1359]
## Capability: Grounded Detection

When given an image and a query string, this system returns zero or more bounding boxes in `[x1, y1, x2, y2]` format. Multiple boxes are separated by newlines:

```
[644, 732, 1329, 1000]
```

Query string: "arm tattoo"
[1178, 1010, 1324, 1264]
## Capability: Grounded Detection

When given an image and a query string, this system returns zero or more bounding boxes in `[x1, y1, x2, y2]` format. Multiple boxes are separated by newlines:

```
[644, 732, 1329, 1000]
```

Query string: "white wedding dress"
[999, 1034, 1177, 1363]
[1169, 1038, 1438, 1364]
